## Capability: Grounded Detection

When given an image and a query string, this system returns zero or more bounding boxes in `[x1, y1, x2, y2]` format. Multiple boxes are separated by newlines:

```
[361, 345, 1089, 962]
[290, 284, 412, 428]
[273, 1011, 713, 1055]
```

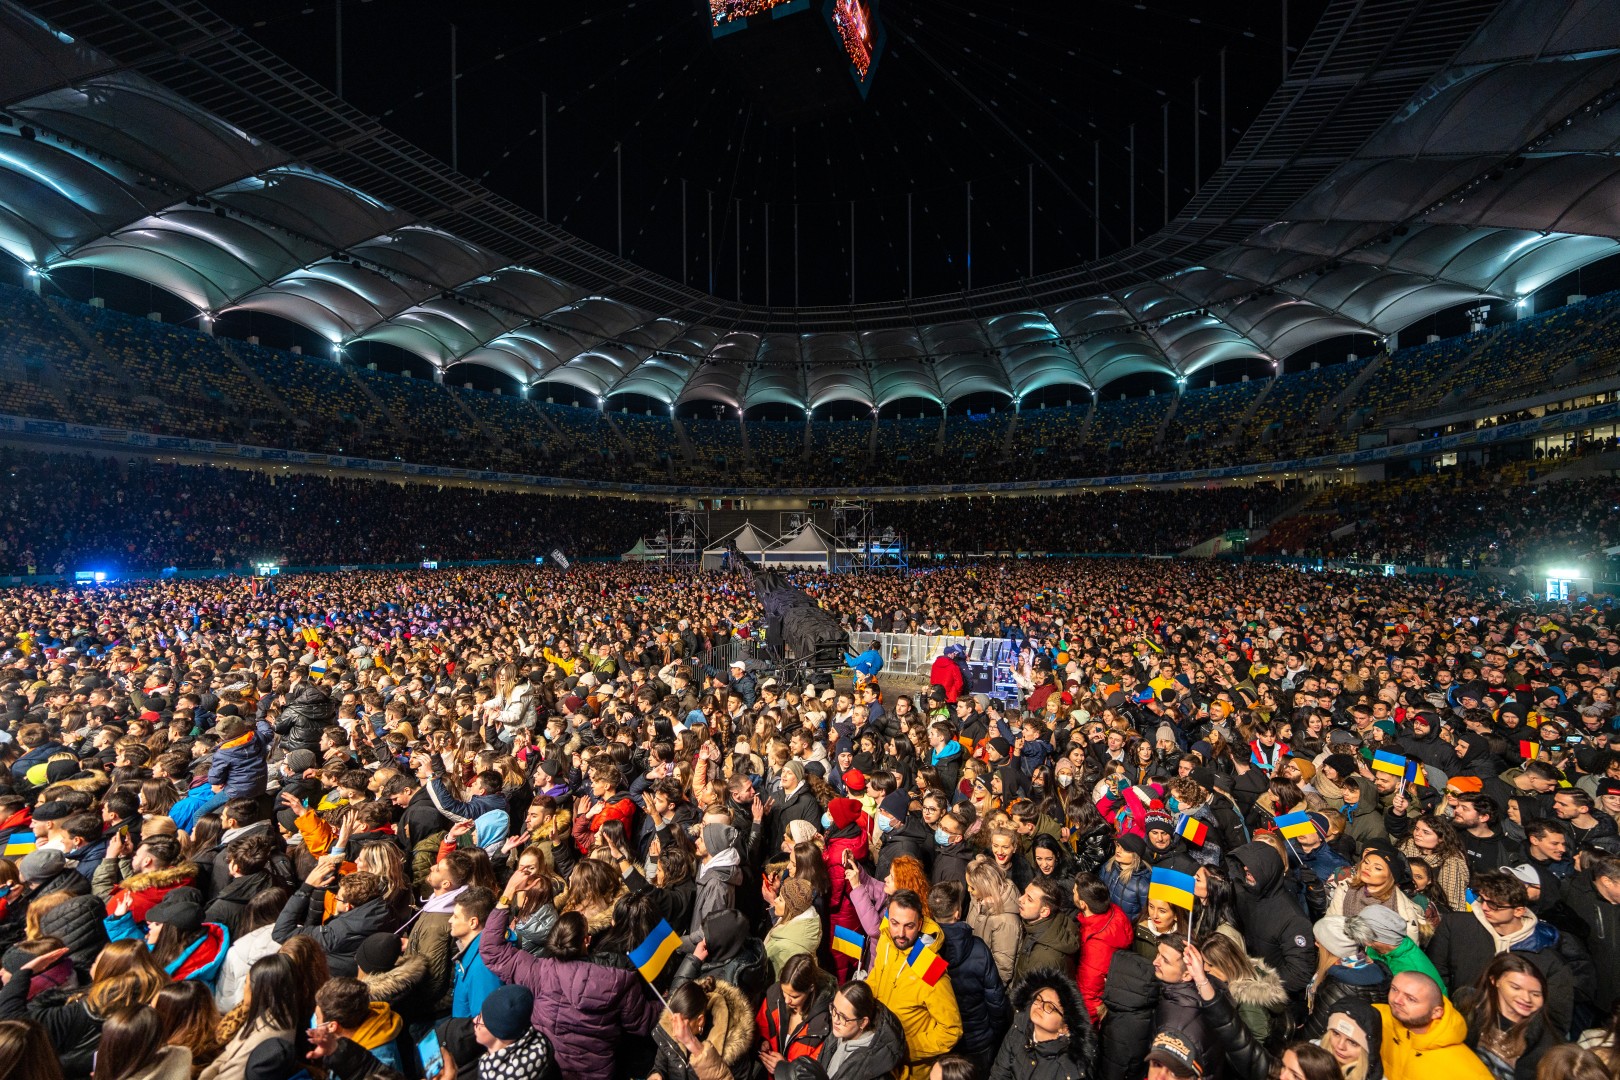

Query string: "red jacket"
[822, 829, 870, 930]
[571, 791, 637, 854]
[757, 984, 831, 1061]
[929, 655, 965, 703]
[1076, 903, 1135, 1021]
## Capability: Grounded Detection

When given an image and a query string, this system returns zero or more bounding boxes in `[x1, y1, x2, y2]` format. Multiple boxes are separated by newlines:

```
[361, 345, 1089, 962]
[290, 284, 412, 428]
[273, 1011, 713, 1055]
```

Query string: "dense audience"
[5, 283, 1618, 490]
[0, 554, 1605, 1080]
[1267, 465, 1620, 571]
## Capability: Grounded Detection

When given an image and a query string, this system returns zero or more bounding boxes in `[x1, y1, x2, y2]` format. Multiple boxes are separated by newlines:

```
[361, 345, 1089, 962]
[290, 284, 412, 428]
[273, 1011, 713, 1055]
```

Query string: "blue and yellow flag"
[1148, 867, 1196, 910]
[628, 919, 681, 984]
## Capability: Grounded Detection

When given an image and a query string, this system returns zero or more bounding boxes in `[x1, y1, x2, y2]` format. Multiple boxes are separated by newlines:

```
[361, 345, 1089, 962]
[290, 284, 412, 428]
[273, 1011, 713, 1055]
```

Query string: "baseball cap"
[1500, 864, 1540, 888]
[1146, 1029, 1205, 1078]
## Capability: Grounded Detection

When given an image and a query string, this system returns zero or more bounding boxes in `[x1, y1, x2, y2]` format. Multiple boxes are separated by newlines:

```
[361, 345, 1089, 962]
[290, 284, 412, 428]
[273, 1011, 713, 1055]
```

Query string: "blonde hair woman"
[964, 856, 1023, 986]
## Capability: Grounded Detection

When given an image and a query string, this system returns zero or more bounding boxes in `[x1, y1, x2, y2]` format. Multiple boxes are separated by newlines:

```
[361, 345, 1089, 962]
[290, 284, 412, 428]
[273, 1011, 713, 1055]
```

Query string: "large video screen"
[710, 0, 800, 28]
[831, 0, 874, 80]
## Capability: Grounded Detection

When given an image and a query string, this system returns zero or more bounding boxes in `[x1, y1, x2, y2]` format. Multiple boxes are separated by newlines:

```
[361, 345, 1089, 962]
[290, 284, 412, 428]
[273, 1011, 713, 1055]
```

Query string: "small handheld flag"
[1149, 867, 1197, 910]
[1371, 750, 1407, 776]
[628, 919, 681, 984]
[1274, 811, 1316, 840]
[906, 940, 948, 986]
[1176, 814, 1209, 847]
[1463, 888, 1477, 912]
[2, 832, 35, 857]
[832, 925, 866, 960]
[1403, 758, 1428, 787]
[1519, 741, 1541, 760]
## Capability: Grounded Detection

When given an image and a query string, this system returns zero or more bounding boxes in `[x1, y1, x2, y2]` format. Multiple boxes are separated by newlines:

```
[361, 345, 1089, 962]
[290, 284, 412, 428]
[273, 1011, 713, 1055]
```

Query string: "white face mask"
[1057, 773, 1073, 788]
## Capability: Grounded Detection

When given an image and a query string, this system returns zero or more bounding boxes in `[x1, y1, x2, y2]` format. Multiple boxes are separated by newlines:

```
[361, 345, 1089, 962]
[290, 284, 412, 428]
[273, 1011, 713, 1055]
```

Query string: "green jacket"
[764, 909, 824, 980]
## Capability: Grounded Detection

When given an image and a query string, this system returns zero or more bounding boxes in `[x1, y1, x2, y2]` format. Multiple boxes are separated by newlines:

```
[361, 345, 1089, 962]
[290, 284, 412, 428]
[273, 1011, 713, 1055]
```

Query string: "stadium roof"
[1, 0, 1619, 409]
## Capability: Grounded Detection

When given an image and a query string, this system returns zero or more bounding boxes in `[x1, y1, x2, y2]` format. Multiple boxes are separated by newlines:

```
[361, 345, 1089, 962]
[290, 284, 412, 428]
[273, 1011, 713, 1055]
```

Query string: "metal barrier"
[850, 632, 1023, 705]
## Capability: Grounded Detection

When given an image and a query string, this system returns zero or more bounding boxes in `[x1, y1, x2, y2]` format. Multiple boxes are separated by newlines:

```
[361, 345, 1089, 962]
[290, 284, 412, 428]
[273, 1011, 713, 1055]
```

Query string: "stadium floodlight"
[1516, 296, 1529, 308]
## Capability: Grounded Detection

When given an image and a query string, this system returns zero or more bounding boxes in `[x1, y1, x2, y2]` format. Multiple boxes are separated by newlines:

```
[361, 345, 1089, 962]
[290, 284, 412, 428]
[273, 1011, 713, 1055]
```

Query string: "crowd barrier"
[0, 397, 1612, 498]
[849, 632, 1024, 705]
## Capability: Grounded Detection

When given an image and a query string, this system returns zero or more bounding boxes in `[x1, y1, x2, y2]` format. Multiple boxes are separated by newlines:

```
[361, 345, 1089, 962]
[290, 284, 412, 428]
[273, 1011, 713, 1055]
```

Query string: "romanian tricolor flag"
[2, 832, 35, 857]
[832, 925, 865, 960]
[1519, 741, 1541, 760]
[1403, 758, 1428, 788]
[1274, 811, 1315, 840]
[1149, 867, 1196, 910]
[906, 940, 948, 986]
[628, 919, 681, 984]
[1371, 750, 1407, 776]
[1176, 814, 1209, 847]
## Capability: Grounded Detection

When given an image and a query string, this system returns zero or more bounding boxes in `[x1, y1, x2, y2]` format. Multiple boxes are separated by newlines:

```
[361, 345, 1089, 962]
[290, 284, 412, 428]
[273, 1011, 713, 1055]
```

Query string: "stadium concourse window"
[8, 284, 1620, 489]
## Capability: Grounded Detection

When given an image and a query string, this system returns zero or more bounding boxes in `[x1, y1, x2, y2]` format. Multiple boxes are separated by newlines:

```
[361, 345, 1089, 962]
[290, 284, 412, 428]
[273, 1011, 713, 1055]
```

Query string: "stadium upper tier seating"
[0, 282, 1612, 488]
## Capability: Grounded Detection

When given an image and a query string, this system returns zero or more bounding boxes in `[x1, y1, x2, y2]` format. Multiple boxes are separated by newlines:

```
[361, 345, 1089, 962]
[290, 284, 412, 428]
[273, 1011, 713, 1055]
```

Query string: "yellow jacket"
[1375, 997, 1493, 1080]
[868, 923, 962, 1080]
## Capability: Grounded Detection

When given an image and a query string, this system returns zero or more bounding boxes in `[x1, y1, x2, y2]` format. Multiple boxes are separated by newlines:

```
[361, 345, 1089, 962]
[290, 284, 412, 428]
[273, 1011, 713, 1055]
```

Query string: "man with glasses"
[1422, 869, 1577, 1036]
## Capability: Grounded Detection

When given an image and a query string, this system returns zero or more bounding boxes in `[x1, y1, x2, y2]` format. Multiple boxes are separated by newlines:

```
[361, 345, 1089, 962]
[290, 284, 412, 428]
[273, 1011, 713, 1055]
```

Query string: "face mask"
[935, 828, 954, 847]
[1057, 773, 1073, 788]
[1166, 796, 1181, 813]
[877, 814, 896, 834]
[821, 812, 834, 829]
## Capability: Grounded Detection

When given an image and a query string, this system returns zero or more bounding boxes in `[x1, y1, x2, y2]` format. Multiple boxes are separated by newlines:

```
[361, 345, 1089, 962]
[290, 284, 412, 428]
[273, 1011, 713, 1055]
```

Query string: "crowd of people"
[0, 556, 1617, 1080]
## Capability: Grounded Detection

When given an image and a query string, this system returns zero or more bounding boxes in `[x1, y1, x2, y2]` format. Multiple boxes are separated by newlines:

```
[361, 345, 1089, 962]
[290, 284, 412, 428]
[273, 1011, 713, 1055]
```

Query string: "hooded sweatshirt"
[1375, 995, 1492, 1080]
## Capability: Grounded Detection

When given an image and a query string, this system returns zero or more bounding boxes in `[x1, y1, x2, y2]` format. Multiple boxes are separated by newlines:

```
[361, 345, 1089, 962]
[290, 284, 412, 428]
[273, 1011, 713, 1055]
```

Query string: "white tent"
[620, 538, 661, 562]
[761, 523, 841, 571]
[701, 521, 778, 570]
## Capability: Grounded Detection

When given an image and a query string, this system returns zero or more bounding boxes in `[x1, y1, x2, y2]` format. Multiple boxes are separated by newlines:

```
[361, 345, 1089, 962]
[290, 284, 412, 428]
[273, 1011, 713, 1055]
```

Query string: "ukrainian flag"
[2, 832, 35, 857]
[628, 919, 681, 984]
[1148, 867, 1196, 910]
[1371, 750, 1407, 776]
[1274, 811, 1315, 840]
[832, 925, 865, 960]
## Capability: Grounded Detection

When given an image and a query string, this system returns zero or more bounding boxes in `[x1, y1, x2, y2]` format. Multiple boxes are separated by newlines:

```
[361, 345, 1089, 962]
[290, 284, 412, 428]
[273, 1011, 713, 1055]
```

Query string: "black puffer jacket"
[274, 681, 335, 753]
[1097, 949, 1158, 1080]
[34, 892, 108, 982]
[1070, 823, 1114, 876]
[271, 890, 395, 976]
[1226, 841, 1315, 997]
[672, 934, 772, 1009]
[989, 968, 1097, 1080]
[1300, 962, 1389, 1040]
[0, 970, 101, 1079]
[937, 919, 1009, 1056]
[1201, 985, 1385, 1080]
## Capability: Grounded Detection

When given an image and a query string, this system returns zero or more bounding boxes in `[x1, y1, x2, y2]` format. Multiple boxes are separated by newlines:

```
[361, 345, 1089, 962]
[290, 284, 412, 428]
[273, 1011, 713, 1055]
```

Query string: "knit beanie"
[1143, 807, 1175, 835]
[787, 820, 819, 846]
[356, 932, 402, 975]
[479, 984, 534, 1041]
[777, 878, 815, 922]
[1323, 753, 1358, 780]
[879, 790, 910, 821]
[828, 797, 862, 831]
